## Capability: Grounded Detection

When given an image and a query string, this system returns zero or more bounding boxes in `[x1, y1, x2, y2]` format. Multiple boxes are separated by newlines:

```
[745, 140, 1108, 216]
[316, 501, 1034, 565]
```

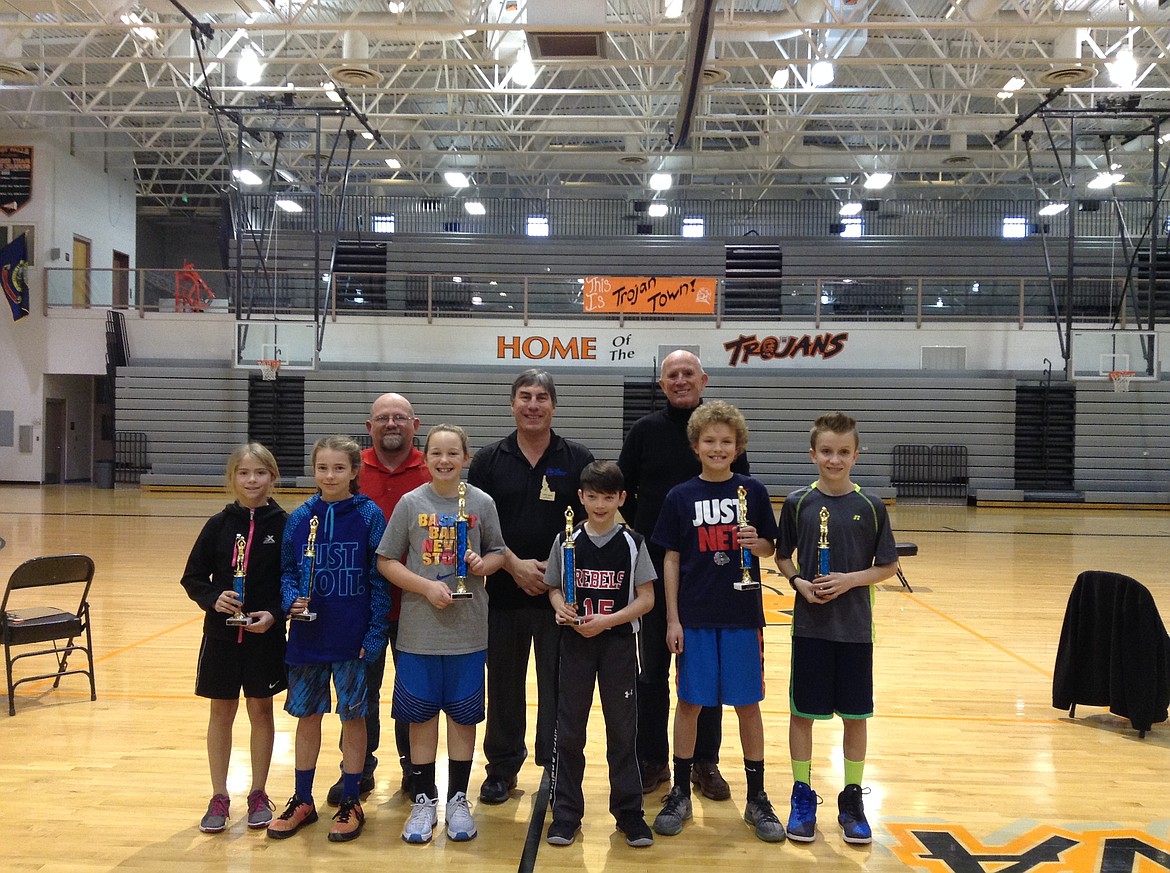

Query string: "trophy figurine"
[292, 516, 319, 622]
[734, 485, 760, 591]
[562, 507, 582, 624]
[226, 534, 255, 626]
[451, 483, 474, 600]
[818, 506, 831, 576]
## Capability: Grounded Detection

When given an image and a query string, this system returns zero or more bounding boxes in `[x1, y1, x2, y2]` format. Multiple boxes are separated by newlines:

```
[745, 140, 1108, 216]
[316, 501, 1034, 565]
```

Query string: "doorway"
[112, 250, 129, 308]
[44, 398, 66, 484]
[72, 236, 92, 307]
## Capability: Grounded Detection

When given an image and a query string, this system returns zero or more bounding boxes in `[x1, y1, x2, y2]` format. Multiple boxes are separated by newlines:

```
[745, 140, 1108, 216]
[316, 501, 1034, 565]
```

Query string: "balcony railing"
[43, 266, 1138, 327]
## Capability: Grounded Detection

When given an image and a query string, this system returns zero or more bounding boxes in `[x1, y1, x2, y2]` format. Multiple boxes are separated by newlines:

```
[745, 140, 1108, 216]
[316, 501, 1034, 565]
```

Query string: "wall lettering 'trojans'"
[723, 332, 849, 367]
[497, 335, 598, 360]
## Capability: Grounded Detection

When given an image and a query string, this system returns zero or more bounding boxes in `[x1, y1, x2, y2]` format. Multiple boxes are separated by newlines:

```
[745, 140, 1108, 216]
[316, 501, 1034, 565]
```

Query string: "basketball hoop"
[1108, 370, 1135, 393]
[258, 359, 281, 381]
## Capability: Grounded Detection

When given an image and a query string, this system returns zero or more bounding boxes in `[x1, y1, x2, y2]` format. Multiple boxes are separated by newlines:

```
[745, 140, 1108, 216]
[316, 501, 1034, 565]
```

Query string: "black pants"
[550, 630, 642, 825]
[339, 620, 410, 777]
[483, 607, 561, 780]
[636, 574, 723, 766]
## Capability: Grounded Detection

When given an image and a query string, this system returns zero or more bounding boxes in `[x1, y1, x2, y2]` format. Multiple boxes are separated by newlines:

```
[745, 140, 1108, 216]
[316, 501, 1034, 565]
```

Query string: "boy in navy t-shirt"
[650, 401, 785, 843]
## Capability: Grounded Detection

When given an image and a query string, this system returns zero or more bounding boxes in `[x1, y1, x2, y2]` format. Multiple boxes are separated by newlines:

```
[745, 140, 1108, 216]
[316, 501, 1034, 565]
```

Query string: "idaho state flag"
[2, 232, 29, 321]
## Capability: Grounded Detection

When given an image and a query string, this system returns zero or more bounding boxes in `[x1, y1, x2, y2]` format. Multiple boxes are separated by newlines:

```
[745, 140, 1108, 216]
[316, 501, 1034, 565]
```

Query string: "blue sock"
[342, 770, 362, 802]
[294, 768, 315, 807]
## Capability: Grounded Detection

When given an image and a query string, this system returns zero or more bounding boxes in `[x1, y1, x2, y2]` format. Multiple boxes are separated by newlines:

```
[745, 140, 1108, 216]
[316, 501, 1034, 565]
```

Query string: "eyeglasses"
[372, 414, 415, 425]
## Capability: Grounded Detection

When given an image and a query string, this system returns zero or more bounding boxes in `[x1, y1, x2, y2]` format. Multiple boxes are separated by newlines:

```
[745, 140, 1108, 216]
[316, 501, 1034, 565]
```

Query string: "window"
[372, 213, 396, 234]
[841, 217, 863, 238]
[1001, 216, 1028, 239]
[682, 216, 705, 238]
[527, 215, 550, 237]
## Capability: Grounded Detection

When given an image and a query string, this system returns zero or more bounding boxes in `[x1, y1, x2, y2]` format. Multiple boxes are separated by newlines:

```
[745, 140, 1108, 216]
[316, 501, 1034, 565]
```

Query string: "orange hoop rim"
[1107, 370, 1136, 380]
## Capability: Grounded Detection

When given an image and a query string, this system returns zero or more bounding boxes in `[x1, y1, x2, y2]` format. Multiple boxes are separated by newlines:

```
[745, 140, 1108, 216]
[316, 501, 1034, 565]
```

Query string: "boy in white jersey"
[776, 411, 899, 845]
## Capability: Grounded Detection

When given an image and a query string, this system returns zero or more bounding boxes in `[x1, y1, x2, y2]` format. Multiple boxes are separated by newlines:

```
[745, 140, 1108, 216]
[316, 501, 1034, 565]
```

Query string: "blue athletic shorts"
[284, 659, 368, 721]
[677, 627, 764, 707]
[789, 635, 873, 719]
[392, 650, 487, 726]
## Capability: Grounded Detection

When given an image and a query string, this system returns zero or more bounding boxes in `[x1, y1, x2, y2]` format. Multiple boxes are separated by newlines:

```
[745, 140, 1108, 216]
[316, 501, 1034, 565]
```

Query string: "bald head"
[367, 392, 420, 468]
[659, 349, 709, 410]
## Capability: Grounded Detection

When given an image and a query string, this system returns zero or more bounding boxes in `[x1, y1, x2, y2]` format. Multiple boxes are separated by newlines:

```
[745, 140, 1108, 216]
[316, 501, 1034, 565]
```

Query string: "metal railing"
[43, 266, 1137, 327]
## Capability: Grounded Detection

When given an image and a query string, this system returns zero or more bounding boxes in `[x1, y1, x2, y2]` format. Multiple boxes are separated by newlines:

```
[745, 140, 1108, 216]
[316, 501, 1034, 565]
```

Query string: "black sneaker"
[546, 819, 580, 846]
[744, 791, 787, 843]
[652, 785, 693, 836]
[478, 774, 517, 805]
[326, 773, 376, 806]
[837, 784, 872, 844]
[616, 814, 654, 847]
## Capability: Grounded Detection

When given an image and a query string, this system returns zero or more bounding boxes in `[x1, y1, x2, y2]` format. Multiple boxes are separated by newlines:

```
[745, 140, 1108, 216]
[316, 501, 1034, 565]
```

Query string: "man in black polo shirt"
[469, 369, 594, 805]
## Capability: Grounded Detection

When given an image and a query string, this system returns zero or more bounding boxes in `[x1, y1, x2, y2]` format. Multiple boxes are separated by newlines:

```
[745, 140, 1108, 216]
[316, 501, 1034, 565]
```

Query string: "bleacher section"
[117, 367, 1170, 504]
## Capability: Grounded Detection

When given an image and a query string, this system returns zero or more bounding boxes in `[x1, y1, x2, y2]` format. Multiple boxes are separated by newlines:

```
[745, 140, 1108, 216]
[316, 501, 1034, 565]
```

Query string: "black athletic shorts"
[195, 631, 287, 700]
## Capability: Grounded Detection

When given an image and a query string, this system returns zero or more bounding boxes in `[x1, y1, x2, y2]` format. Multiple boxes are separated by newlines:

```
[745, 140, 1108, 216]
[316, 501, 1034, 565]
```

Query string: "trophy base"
[291, 611, 317, 622]
[226, 614, 254, 627]
[733, 580, 761, 591]
[450, 590, 474, 600]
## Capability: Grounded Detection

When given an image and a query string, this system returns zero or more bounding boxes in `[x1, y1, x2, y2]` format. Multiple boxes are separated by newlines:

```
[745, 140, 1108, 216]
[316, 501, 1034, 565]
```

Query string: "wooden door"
[112, 250, 130, 308]
[72, 236, 91, 307]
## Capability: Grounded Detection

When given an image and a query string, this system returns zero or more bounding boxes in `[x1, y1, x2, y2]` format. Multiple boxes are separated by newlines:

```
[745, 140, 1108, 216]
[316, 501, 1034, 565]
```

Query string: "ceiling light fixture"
[1038, 203, 1068, 216]
[1107, 45, 1137, 90]
[464, 201, 486, 215]
[648, 202, 668, 217]
[385, 157, 402, 169]
[511, 43, 537, 88]
[232, 168, 263, 186]
[120, 12, 158, 42]
[388, 1, 405, 12]
[649, 172, 673, 191]
[997, 76, 1025, 99]
[323, 82, 343, 103]
[664, 0, 684, 18]
[444, 171, 471, 188]
[1087, 172, 1124, 189]
[275, 198, 303, 213]
[809, 60, 835, 88]
[839, 202, 863, 216]
[237, 45, 263, 85]
[863, 172, 893, 190]
[771, 68, 790, 89]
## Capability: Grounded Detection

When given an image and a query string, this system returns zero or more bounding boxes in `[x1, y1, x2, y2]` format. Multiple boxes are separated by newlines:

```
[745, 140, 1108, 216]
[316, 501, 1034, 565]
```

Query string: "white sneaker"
[402, 794, 438, 844]
[445, 791, 478, 841]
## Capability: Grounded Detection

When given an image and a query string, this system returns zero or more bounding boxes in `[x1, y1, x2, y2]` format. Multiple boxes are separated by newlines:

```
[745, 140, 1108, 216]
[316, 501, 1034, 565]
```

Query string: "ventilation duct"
[526, 0, 607, 59]
[330, 31, 382, 86]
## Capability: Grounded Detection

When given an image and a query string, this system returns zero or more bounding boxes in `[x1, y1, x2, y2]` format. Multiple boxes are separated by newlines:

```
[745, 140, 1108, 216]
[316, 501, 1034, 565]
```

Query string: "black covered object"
[1052, 570, 1170, 735]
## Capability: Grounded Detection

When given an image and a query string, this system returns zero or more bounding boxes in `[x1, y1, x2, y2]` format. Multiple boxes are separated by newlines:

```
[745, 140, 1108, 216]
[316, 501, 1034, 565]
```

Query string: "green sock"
[792, 759, 811, 785]
[844, 758, 865, 787]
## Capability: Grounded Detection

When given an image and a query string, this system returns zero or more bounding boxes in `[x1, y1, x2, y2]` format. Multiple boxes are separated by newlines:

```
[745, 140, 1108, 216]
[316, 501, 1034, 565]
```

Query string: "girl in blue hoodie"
[267, 435, 391, 844]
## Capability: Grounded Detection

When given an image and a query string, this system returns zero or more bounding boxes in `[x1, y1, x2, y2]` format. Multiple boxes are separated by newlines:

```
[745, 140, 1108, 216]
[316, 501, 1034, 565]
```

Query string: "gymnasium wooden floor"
[1, 485, 1168, 872]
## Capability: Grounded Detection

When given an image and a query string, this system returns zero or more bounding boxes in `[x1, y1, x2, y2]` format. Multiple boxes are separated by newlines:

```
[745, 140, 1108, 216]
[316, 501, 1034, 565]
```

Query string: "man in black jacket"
[618, 349, 748, 801]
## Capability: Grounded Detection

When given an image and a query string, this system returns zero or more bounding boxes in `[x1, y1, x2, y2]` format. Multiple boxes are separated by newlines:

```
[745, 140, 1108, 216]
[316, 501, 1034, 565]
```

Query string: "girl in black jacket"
[181, 443, 288, 834]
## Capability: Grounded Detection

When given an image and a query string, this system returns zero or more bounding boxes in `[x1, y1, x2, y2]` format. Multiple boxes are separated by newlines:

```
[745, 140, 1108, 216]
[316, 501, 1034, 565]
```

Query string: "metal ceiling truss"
[2, 1, 1170, 215]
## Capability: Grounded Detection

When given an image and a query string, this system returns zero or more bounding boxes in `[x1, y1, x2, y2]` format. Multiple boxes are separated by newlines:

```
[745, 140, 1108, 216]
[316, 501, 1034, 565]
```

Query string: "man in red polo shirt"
[326, 392, 431, 805]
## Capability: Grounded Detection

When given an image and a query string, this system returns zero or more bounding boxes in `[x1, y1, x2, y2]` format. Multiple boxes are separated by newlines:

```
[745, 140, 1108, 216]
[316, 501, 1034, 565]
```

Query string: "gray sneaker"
[402, 794, 438, 844]
[652, 786, 692, 836]
[199, 794, 230, 833]
[246, 790, 274, 828]
[744, 791, 787, 843]
[445, 792, 478, 842]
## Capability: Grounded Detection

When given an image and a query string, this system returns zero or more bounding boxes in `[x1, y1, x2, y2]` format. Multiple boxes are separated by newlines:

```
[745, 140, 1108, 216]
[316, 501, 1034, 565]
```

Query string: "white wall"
[0, 133, 137, 482]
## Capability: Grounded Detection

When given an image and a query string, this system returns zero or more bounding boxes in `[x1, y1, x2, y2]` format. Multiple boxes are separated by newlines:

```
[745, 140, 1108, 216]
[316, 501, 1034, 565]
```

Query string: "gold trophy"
[818, 507, 831, 576]
[226, 533, 255, 626]
[734, 485, 760, 591]
[292, 516, 318, 622]
[451, 483, 474, 600]
[562, 507, 582, 624]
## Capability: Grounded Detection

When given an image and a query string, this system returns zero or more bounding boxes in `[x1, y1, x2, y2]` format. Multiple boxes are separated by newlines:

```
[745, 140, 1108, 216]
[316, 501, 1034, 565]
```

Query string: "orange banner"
[582, 276, 716, 315]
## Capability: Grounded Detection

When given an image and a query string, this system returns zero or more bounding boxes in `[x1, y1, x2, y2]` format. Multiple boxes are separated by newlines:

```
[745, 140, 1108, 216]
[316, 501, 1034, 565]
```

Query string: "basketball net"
[258, 359, 281, 381]
[1108, 370, 1135, 393]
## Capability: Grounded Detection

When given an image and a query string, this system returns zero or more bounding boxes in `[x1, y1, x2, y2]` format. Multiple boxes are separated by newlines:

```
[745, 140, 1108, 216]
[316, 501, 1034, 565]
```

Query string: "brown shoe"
[691, 761, 731, 801]
[640, 761, 671, 795]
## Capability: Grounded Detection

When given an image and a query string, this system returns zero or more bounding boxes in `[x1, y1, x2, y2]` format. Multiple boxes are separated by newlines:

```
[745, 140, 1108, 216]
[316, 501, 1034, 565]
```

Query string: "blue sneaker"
[787, 781, 819, 843]
[837, 784, 872, 844]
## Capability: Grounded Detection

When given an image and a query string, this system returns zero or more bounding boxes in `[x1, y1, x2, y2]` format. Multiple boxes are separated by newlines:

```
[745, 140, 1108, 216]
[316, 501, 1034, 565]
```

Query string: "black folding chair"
[2, 554, 96, 716]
